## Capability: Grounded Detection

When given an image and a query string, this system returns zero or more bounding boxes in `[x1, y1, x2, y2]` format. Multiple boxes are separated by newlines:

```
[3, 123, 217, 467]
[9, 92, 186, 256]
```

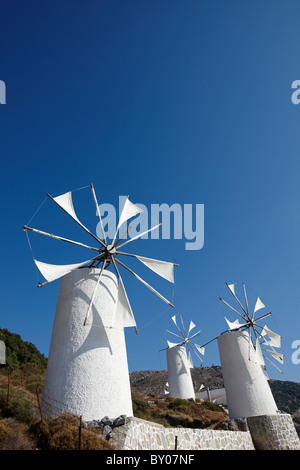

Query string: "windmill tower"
[218, 282, 283, 420]
[163, 315, 205, 400]
[23, 184, 177, 421]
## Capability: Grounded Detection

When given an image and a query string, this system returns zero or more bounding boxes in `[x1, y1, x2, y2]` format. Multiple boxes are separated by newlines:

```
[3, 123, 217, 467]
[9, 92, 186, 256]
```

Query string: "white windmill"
[23, 184, 177, 420]
[218, 282, 282, 419]
[163, 314, 205, 400]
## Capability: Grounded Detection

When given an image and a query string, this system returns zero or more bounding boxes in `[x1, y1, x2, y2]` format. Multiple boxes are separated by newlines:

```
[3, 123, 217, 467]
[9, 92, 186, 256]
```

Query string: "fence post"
[175, 435, 178, 450]
[6, 371, 11, 405]
[78, 416, 82, 450]
[36, 388, 43, 422]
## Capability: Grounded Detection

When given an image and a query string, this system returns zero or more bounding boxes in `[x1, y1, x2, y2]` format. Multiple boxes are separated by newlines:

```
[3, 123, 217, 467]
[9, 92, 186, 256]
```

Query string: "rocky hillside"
[130, 367, 300, 437]
[130, 366, 224, 396]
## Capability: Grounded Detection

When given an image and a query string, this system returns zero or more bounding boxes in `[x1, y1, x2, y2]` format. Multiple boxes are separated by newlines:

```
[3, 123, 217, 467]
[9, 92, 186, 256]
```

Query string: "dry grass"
[31, 413, 115, 450]
[0, 366, 115, 450]
[0, 418, 36, 450]
[132, 392, 229, 430]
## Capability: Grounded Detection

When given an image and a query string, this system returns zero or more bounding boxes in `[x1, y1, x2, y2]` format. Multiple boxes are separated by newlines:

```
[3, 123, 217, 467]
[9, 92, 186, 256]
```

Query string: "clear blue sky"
[0, 1, 299, 382]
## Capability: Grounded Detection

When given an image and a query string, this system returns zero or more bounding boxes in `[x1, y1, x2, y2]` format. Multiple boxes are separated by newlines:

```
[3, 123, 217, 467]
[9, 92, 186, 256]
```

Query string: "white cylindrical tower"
[42, 267, 133, 421]
[167, 345, 195, 400]
[217, 329, 278, 419]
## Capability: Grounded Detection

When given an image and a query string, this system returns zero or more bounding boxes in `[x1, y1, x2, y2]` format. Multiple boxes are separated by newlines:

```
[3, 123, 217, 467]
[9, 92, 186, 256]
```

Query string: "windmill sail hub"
[106, 244, 116, 255]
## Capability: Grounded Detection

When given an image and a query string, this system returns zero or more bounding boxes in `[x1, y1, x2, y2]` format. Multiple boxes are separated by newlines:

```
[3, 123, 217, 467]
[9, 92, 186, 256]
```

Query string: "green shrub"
[25, 374, 44, 393]
[1, 392, 36, 424]
[132, 397, 148, 413]
[200, 400, 224, 412]
[167, 398, 191, 410]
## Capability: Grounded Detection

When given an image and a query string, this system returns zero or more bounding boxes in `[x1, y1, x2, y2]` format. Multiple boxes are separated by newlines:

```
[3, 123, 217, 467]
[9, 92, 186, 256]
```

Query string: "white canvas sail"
[118, 197, 143, 230]
[34, 258, 93, 283]
[167, 340, 181, 349]
[194, 344, 205, 356]
[136, 255, 174, 283]
[227, 283, 235, 295]
[187, 351, 193, 368]
[53, 191, 80, 224]
[225, 317, 247, 330]
[187, 320, 196, 336]
[261, 325, 281, 348]
[253, 295, 266, 314]
[255, 339, 265, 366]
[264, 349, 284, 364]
[113, 277, 137, 329]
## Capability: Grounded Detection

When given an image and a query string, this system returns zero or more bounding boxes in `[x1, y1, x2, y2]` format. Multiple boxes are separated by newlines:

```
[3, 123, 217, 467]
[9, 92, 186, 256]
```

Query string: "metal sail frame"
[23, 183, 178, 332]
[219, 282, 284, 374]
[161, 314, 205, 369]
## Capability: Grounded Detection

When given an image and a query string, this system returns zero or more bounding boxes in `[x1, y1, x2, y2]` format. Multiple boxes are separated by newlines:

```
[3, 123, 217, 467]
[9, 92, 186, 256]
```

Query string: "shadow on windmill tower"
[23, 184, 178, 421]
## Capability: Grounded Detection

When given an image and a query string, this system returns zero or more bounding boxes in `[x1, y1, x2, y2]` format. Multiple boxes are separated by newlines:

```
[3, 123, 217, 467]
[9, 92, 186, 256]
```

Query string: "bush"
[201, 400, 224, 412]
[25, 374, 44, 394]
[0, 418, 35, 450]
[132, 397, 148, 414]
[167, 398, 191, 410]
[1, 391, 37, 424]
[0, 419, 12, 443]
[32, 413, 115, 450]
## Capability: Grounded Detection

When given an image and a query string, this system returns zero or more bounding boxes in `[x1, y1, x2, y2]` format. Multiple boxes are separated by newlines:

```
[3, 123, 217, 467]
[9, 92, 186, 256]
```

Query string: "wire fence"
[1, 372, 178, 450]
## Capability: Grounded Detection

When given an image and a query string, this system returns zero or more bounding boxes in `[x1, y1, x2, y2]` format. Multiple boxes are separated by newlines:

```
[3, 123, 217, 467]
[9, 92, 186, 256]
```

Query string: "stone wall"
[110, 417, 255, 450]
[247, 414, 300, 450]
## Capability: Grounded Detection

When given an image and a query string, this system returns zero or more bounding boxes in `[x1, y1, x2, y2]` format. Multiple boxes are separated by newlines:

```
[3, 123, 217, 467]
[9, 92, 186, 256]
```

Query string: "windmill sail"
[25, 185, 177, 334]
[253, 295, 265, 314]
[49, 189, 104, 246]
[187, 320, 196, 335]
[254, 339, 265, 366]
[187, 351, 193, 368]
[264, 349, 284, 364]
[53, 191, 81, 224]
[225, 317, 247, 330]
[135, 255, 175, 283]
[227, 284, 235, 295]
[113, 276, 137, 329]
[165, 315, 204, 367]
[220, 282, 283, 375]
[119, 197, 143, 227]
[34, 258, 94, 284]
[261, 325, 281, 348]
[194, 344, 205, 356]
[112, 197, 143, 244]
[167, 340, 182, 349]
